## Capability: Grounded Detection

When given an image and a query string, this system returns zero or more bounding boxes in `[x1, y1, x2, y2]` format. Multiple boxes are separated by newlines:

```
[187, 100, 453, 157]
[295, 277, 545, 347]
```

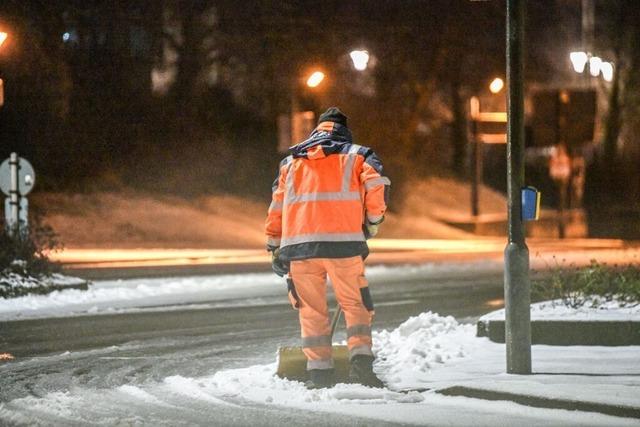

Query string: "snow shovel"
[276, 306, 350, 383]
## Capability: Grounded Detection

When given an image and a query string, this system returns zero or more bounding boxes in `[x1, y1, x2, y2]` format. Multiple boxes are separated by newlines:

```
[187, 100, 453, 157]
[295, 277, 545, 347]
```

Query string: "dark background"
[0, 0, 638, 235]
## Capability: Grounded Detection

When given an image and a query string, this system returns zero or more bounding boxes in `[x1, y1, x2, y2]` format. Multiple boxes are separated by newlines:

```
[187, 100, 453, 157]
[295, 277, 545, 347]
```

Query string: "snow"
[0, 260, 503, 321]
[3, 311, 638, 426]
[0, 271, 87, 298]
[2, 263, 640, 424]
[0, 271, 282, 321]
[480, 298, 640, 322]
[155, 312, 639, 425]
[373, 312, 475, 389]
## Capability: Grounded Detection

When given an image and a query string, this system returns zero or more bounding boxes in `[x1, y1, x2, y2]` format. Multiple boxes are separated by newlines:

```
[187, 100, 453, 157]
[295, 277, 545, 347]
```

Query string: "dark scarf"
[289, 123, 353, 159]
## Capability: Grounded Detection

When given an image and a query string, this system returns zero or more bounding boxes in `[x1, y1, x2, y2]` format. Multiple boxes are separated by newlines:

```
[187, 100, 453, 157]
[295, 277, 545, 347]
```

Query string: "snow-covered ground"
[146, 322, 638, 426]
[3, 262, 640, 425]
[0, 260, 504, 321]
[481, 298, 640, 321]
[0, 272, 87, 298]
[2, 311, 638, 426]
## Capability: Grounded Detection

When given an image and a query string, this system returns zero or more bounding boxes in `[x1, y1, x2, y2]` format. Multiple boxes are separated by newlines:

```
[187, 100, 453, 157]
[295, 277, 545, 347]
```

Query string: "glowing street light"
[569, 51, 614, 83]
[589, 56, 602, 77]
[489, 77, 504, 94]
[306, 71, 325, 88]
[349, 50, 370, 71]
[601, 61, 613, 82]
[0, 32, 7, 108]
[569, 51, 588, 73]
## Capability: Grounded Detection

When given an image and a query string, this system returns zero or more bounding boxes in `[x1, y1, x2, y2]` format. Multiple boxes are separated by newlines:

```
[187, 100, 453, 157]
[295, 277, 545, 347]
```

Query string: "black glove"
[271, 248, 290, 277]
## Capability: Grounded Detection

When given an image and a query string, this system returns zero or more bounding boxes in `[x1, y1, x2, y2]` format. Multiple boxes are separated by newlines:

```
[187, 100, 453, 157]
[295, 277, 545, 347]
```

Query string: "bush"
[0, 218, 62, 277]
[533, 259, 640, 308]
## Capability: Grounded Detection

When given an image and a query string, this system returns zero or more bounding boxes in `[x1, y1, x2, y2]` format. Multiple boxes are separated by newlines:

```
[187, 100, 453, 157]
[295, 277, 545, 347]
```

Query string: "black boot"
[305, 369, 335, 389]
[348, 355, 384, 388]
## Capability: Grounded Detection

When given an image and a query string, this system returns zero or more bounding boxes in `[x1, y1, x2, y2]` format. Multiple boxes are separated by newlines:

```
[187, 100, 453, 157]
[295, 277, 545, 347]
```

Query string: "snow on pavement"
[155, 311, 640, 425]
[2, 311, 638, 426]
[0, 261, 503, 321]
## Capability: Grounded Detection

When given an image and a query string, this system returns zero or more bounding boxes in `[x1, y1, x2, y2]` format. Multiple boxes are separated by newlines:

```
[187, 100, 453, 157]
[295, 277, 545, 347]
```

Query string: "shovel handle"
[330, 305, 342, 338]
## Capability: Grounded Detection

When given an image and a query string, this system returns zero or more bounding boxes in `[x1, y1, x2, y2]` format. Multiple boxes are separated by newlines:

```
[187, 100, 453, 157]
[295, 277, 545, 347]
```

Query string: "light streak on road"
[48, 238, 637, 271]
[51, 248, 269, 268]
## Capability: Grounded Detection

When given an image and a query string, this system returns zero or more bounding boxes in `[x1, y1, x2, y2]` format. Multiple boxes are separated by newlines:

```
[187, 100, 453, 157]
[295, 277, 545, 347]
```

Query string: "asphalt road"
[0, 268, 507, 425]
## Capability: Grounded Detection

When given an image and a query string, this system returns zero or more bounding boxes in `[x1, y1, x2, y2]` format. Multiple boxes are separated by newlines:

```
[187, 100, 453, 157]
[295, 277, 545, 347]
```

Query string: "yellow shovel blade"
[276, 345, 350, 382]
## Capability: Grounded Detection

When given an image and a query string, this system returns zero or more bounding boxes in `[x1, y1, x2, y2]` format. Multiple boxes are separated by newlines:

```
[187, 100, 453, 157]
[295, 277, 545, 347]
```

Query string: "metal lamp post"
[504, 0, 532, 375]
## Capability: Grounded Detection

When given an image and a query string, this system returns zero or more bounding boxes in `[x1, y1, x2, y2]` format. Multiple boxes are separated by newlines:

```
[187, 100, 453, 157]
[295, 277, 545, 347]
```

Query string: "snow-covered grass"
[481, 297, 640, 322]
[0, 272, 88, 299]
[532, 260, 640, 308]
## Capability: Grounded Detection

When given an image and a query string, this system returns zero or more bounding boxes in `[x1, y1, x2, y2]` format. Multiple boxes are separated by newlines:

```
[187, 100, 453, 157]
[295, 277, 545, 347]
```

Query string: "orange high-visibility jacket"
[265, 121, 390, 261]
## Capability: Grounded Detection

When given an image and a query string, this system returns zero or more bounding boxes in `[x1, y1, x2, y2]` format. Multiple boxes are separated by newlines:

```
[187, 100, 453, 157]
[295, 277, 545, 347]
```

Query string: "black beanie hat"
[318, 107, 348, 127]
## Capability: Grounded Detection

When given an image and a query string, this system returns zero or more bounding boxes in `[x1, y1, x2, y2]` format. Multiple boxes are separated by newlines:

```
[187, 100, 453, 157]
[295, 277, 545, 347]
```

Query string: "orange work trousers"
[289, 256, 374, 370]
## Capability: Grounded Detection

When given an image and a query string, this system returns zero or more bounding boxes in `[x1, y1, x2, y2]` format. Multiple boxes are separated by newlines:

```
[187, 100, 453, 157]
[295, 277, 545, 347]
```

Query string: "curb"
[437, 386, 640, 419]
[477, 320, 640, 346]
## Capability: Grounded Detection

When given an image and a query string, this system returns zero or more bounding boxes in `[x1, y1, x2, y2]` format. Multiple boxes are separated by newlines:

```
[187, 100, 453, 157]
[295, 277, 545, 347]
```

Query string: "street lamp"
[0, 31, 7, 108]
[600, 62, 613, 82]
[569, 51, 588, 73]
[349, 50, 370, 71]
[489, 77, 504, 94]
[569, 51, 613, 82]
[306, 71, 325, 88]
[280, 69, 327, 152]
[588, 56, 602, 77]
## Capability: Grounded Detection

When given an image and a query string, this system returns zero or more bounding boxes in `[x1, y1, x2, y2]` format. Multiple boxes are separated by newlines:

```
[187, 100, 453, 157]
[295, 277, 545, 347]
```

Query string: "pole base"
[504, 242, 532, 374]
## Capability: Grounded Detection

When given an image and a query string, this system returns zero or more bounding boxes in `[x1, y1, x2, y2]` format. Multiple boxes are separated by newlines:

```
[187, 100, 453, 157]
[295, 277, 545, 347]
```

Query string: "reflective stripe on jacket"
[265, 121, 390, 261]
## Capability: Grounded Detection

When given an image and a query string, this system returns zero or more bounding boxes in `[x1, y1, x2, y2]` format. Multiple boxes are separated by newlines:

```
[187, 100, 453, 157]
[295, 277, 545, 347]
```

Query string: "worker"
[265, 107, 390, 389]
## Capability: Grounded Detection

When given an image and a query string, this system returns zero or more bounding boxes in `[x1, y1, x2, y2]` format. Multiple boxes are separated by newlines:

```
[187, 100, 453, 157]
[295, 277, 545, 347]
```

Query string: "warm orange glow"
[49, 248, 270, 269]
[476, 112, 507, 123]
[489, 77, 504, 94]
[0, 352, 15, 361]
[306, 71, 325, 88]
[486, 298, 505, 308]
[469, 96, 480, 119]
[48, 238, 631, 270]
[369, 239, 505, 253]
[477, 133, 507, 144]
[0, 32, 7, 48]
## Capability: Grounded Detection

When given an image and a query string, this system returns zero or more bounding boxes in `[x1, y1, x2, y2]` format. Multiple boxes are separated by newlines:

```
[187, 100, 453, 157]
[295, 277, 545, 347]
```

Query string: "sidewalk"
[426, 342, 640, 421]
